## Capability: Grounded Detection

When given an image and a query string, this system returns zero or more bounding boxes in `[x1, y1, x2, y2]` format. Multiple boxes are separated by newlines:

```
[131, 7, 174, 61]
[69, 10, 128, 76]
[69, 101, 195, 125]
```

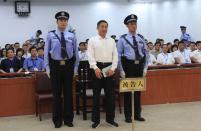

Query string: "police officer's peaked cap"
[124, 14, 138, 25]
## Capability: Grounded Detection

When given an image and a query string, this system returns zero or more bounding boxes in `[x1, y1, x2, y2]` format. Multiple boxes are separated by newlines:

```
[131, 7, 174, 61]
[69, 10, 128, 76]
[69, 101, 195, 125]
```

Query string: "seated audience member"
[15, 48, 25, 71]
[188, 42, 197, 52]
[172, 41, 191, 64]
[157, 44, 175, 65]
[167, 42, 172, 53]
[5, 44, 11, 49]
[150, 41, 162, 58]
[159, 39, 165, 45]
[171, 45, 178, 52]
[147, 42, 154, 52]
[22, 43, 31, 58]
[23, 46, 45, 72]
[190, 41, 201, 63]
[148, 52, 157, 66]
[78, 42, 88, 61]
[173, 39, 179, 46]
[37, 47, 44, 60]
[14, 42, 20, 52]
[0, 48, 6, 62]
[0, 48, 22, 73]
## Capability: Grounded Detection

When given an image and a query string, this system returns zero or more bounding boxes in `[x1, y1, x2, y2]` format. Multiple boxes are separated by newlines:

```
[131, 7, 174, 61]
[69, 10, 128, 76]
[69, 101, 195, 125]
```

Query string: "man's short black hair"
[155, 41, 161, 46]
[79, 42, 86, 46]
[37, 47, 44, 51]
[97, 20, 108, 27]
[174, 39, 179, 43]
[147, 42, 153, 45]
[6, 47, 14, 55]
[196, 41, 201, 46]
[178, 41, 185, 46]
[29, 46, 37, 52]
[161, 44, 168, 48]
[14, 42, 20, 45]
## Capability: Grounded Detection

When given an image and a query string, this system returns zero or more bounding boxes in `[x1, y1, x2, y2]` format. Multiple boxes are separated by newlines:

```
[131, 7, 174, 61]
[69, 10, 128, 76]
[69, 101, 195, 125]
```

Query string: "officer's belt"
[51, 58, 73, 66]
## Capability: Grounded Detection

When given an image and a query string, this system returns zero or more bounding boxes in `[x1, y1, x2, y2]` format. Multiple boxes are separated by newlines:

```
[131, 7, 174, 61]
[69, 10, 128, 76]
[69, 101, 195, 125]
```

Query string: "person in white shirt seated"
[78, 42, 88, 61]
[157, 44, 175, 65]
[190, 41, 201, 63]
[188, 42, 197, 52]
[148, 53, 157, 66]
[172, 41, 191, 64]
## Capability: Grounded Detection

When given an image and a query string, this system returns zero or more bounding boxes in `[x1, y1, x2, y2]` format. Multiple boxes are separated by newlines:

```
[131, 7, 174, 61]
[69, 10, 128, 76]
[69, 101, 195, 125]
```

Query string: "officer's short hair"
[147, 42, 153, 45]
[37, 30, 42, 35]
[29, 46, 37, 52]
[97, 20, 108, 28]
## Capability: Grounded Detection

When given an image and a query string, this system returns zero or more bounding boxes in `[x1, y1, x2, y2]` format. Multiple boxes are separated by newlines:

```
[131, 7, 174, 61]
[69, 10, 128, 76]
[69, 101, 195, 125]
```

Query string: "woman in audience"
[0, 48, 22, 73]
[167, 42, 172, 53]
[15, 48, 25, 72]
[171, 45, 178, 52]
[0, 48, 7, 62]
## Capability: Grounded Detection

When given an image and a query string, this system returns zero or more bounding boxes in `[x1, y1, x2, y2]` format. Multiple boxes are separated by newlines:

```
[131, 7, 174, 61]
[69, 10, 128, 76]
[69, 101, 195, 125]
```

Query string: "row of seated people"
[0, 46, 45, 73]
[148, 40, 201, 65]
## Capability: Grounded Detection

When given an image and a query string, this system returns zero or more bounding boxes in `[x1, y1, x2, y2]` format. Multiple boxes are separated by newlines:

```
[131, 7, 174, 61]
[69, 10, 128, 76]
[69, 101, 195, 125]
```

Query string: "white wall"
[0, 0, 200, 47]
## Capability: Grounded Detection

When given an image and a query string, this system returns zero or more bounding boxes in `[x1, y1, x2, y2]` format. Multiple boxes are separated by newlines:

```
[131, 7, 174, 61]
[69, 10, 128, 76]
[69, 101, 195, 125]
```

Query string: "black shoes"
[106, 121, 119, 127]
[54, 121, 62, 128]
[92, 122, 100, 129]
[125, 116, 146, 123]
[125, 118, 132, 123]
[64, 121, 74, 127]
[134, 116, 146, 122]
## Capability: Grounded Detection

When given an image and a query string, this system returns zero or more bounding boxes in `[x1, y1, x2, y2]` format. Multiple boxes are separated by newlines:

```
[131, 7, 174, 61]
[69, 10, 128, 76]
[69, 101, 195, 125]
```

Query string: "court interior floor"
[1, 102, 201, 131]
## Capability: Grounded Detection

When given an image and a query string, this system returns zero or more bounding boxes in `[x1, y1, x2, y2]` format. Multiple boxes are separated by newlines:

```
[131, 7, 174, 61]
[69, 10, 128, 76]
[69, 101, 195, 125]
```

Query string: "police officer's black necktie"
[61, 32, 68, 59]
[132, 36, 141, 60]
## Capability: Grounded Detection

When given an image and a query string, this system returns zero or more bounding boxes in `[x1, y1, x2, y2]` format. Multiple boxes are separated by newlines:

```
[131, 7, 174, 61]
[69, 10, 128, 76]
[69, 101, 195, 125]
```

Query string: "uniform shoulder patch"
[49, 30, 56, 33]
[137, 33, 144, 39]
[121, 34, 127, 38]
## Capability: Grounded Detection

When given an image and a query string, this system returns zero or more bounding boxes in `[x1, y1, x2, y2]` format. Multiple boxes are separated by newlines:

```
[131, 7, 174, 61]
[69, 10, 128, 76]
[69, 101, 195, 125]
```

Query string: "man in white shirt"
[87, 20, 118, 128]
[190, 41, 201, 63]
[78, 42, 88, 61]
[172, 41, 191, 64]
[148, 53, 157, 66]
[157, 44, 175, 65]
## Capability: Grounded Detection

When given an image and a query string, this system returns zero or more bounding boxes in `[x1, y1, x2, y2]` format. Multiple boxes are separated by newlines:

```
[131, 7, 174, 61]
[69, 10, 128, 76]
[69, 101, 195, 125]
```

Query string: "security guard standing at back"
[180, 26, 192, 45]
[44, 11, 78, 128]
[117, 14, 149, 123]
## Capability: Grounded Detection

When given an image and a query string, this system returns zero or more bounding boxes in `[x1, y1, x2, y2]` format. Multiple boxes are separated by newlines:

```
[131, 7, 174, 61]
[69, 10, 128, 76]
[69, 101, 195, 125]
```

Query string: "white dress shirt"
[87, 35, 118, 71]
[23, 53, 31, 59]
[79, 50, 88, 61]
[190, 49, 201, 63]
[172, 49, 191, 64]
[157, 52, 175, 65]
[148, 53, 157, 66]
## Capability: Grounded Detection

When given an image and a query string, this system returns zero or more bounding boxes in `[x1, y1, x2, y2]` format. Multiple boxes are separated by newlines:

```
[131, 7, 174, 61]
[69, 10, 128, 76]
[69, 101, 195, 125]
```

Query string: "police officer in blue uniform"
[44, 11, 78, 128]
[117, 14, 149, 123]
[180, 26, 192, 45]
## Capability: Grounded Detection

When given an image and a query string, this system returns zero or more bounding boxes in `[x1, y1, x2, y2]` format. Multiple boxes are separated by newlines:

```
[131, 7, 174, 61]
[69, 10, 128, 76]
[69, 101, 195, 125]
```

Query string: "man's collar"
[97, 34, 108, 40]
